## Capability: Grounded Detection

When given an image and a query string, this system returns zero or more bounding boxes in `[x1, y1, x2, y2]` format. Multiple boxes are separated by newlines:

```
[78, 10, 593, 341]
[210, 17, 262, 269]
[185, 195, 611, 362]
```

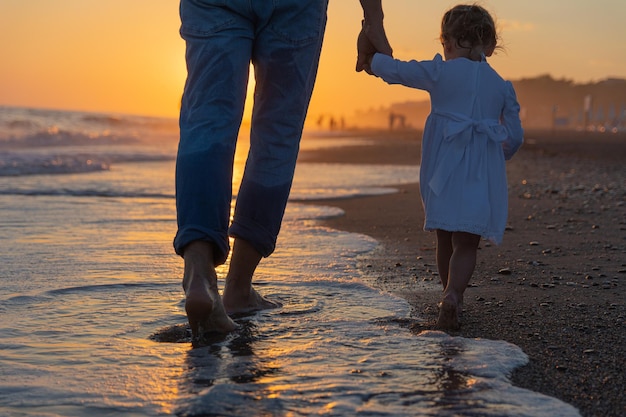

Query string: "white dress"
[371, 53, 524, 244]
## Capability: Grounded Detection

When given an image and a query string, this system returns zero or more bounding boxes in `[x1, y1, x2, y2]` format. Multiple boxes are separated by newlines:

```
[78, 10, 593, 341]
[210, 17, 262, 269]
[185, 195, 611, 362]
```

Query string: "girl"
[366, 4, 524, 329]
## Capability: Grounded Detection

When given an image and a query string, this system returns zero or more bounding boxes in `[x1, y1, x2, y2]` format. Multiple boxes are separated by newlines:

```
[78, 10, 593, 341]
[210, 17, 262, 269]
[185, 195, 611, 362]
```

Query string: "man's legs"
[175, 0, 253, 335]
[223, 0, 328, 312]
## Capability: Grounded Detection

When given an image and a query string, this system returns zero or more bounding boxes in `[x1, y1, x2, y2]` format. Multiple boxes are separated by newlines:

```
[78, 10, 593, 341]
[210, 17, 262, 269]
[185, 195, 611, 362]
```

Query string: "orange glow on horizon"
[0, 1, 623, 119]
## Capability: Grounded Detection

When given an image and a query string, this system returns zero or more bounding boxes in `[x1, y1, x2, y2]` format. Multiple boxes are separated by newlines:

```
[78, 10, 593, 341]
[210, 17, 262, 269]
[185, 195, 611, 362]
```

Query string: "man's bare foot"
[182, 242, 238, 338]
[184, 276, 238, 337]
[222, 238, 281, 314]
[222, 285, 282, 315]
[436, 299, 460, 330]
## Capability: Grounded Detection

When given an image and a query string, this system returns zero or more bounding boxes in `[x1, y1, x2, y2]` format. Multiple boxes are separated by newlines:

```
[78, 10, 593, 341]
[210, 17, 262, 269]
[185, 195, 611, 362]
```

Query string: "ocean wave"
[80, 114, 130, 125]
[0, 107, 179, 147]
[0, 127, 140, 148]
[0, 187, 174, 199]
[45, 282, 173, 297]
[5, 118, 39, 130]
[0, 153, 110, 176]
[0, 151, 174, 177]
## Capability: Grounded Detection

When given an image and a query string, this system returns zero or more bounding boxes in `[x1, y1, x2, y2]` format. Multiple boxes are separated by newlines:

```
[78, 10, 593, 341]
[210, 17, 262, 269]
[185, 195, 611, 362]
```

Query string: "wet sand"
[299, 129, 626, 417]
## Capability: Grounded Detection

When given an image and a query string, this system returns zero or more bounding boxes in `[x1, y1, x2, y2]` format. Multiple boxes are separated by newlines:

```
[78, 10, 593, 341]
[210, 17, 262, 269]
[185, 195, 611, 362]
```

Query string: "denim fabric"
[174, 0, 328, 264]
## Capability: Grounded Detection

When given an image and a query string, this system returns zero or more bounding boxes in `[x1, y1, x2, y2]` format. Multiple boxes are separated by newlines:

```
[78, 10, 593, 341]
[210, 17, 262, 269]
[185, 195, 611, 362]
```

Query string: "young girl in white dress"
[366, 4, 524, 329]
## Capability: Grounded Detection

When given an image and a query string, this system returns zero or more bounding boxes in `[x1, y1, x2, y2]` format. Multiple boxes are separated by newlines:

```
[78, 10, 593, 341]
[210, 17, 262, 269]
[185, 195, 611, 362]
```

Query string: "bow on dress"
[428, 111, 508, 196]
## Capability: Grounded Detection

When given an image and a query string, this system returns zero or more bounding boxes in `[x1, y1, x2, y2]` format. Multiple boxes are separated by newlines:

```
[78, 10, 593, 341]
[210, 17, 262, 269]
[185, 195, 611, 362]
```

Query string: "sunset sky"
[1, 0, 624, 123]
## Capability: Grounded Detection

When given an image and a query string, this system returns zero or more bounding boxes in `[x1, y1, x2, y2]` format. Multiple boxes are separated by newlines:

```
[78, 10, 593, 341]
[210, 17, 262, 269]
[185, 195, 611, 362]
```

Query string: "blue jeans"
[174, 0, 328, 264]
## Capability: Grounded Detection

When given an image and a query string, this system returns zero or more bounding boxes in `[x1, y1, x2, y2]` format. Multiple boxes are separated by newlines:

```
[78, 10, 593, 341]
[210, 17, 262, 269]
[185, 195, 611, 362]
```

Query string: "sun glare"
[243, 65, 255, 123]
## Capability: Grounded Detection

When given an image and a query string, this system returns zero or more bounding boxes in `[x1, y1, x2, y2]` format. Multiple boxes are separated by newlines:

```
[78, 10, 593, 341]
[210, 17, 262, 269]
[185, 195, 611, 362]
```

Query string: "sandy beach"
[299, 129, 626, 417]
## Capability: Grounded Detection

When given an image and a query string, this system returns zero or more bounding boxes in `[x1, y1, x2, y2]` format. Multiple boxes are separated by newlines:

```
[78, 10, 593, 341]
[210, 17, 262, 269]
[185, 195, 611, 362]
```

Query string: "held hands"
[356, 20, 393, 74]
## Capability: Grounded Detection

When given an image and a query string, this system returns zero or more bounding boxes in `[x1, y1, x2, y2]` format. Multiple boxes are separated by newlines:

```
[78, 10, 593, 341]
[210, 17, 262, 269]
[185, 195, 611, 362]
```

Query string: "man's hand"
[356, 20, 392, 74]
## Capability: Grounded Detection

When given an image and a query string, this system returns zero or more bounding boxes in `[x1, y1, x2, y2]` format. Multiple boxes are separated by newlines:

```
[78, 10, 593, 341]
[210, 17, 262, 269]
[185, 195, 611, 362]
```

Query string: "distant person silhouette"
[363, 4, 523, 329]
[174, 0, 392, 340]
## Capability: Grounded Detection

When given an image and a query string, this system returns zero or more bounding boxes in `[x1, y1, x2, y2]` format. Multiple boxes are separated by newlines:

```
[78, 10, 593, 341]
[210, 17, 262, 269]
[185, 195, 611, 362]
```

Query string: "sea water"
[0, 106, 580, 416]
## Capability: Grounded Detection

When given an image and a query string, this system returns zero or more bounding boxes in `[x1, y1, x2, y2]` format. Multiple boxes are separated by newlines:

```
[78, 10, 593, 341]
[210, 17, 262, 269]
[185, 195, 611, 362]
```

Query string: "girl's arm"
[370, 53, 441, 91]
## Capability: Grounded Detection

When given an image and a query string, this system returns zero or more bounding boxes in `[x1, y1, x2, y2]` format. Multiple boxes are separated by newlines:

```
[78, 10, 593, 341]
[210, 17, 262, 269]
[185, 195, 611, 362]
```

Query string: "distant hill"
[346, 75, 626, 131]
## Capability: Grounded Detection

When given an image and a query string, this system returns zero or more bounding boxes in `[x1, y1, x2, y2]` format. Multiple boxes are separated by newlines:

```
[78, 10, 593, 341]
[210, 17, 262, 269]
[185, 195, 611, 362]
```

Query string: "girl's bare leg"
[222, 238, 282, 314]
[436, 230, 453, 290]
[182, 241, 238, 338]
[436, 231, 480, 330]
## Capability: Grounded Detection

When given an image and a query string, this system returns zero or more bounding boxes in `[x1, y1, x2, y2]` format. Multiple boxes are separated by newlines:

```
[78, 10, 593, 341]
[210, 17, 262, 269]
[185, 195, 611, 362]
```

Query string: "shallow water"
[0, 107, 580, 416]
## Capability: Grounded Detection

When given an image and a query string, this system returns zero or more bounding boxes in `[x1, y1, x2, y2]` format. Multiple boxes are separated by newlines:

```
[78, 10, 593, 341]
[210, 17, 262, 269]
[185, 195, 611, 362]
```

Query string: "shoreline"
[298, 129, 626, 417]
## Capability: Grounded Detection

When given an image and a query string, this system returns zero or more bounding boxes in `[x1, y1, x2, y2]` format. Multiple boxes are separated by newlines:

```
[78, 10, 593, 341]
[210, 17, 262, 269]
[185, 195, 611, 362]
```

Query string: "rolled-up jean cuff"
[173, 225, 230, 265]
[229, 217, 276, 258]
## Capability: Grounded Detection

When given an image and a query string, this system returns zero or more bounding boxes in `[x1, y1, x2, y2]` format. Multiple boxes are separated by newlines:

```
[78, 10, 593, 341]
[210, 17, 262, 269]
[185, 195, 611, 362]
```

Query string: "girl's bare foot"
[436, 299, 460, 330]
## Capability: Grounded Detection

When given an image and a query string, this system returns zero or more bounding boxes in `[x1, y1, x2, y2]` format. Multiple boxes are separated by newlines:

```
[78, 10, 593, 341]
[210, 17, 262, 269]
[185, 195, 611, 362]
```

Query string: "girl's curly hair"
[440, 4, 499, 61]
